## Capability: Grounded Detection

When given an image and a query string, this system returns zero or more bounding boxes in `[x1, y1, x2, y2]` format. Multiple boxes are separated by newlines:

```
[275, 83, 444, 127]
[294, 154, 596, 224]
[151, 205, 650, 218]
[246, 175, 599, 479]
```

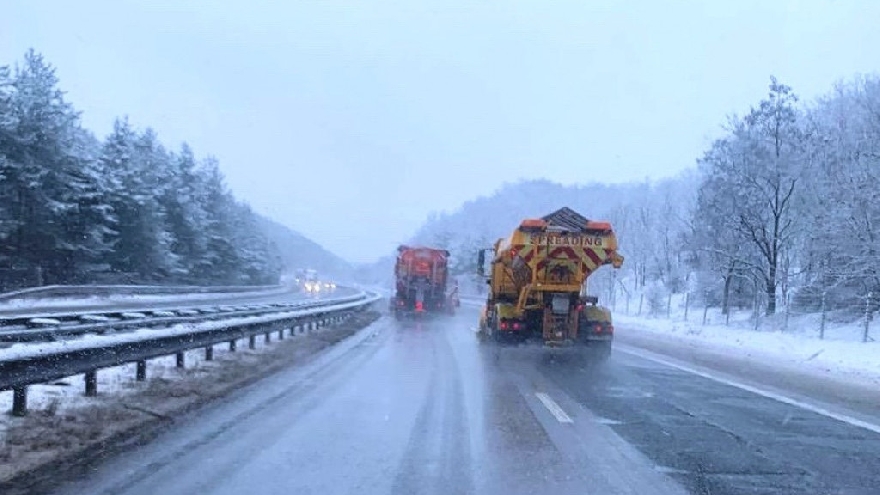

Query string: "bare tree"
[694, 78, 804, 315]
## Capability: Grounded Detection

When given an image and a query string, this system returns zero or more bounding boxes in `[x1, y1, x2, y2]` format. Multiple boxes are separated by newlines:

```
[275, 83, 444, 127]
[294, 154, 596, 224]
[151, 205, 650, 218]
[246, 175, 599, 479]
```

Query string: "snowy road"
[50, 308, 880, 495]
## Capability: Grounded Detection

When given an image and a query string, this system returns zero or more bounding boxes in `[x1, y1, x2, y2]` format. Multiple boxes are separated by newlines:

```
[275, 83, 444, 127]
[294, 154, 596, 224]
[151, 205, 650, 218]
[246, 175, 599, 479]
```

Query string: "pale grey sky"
[2, 0, 877, 262]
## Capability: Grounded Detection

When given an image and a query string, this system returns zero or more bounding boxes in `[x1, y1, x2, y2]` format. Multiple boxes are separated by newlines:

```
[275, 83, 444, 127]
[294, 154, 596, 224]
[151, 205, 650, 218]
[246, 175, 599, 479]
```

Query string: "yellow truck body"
[478, 207, 623, 346]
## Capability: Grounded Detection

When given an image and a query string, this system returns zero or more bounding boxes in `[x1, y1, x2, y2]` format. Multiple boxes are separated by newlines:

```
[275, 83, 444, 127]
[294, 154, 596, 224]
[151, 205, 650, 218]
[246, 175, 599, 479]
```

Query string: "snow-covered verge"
[0, 311, 381, 493]
[615, 310, 880, 384]
[455, 290, 879, 384]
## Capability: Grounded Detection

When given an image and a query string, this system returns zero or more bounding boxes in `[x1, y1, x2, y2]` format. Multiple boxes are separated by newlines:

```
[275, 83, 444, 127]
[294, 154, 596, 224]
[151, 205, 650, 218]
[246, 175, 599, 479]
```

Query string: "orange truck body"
[393, 245, 458, 316]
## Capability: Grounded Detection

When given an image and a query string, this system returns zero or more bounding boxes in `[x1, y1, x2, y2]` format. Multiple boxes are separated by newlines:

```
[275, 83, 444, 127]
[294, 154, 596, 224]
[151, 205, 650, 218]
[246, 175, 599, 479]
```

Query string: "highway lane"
[50, 307, 880, 495]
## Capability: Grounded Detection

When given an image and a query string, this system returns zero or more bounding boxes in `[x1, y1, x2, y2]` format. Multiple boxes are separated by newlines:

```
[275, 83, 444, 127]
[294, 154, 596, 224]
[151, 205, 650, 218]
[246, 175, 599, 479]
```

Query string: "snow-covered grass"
[612, 292, 880, 381]
[0, 345, 256, 436]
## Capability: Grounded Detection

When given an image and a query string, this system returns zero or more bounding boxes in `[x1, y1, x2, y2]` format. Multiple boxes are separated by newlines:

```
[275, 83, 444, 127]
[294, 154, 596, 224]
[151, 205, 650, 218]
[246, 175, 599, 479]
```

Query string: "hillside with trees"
[407, 74, 880, 324]
[255, 215, 352, 279]
[0, 50, 339, 290]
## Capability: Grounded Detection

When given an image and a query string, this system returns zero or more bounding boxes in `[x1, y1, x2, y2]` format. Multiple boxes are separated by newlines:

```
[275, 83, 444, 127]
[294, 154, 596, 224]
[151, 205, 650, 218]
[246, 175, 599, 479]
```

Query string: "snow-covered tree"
[693, 78, 805, 315]
[0, 50, 115, 284]
[0, 50, 285, 289]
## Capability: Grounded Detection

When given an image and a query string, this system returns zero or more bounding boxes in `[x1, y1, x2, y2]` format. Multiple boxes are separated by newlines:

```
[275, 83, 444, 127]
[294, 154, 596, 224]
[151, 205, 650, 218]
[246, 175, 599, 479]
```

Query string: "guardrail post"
[12, 386, 27, 416]
[249, 335, 256, 349]
[85, 371, 98, 397]
[176, 352, 185, 368]
[136, 360, 147, 381]
[229, 339, 237, 351]
[205, 345, 214, 361]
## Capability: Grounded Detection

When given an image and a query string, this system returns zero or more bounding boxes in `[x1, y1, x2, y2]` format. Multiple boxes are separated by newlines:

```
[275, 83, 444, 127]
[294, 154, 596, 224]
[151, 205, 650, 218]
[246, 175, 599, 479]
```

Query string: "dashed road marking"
[618, 346, 880, 436]
[595, 417, 624, 425]
[535, 392, 573, 423]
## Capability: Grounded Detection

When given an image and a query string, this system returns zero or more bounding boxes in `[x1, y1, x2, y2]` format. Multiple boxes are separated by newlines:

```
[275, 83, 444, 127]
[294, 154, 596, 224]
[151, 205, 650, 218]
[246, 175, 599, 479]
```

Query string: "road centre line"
[535, 392, 574, 423]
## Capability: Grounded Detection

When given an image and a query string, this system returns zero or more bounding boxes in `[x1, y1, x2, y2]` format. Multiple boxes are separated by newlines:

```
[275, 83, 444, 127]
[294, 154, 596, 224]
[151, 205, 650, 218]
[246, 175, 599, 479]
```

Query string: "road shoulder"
[615, 325, 880, 432]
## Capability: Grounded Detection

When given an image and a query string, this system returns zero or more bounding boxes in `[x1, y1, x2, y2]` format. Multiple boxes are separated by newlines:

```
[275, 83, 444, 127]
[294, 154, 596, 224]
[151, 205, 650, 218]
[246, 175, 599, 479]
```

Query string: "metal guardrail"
[0, 293, 355, 342]
[0, 292, 381, 416]
[0, 284, 286, 303]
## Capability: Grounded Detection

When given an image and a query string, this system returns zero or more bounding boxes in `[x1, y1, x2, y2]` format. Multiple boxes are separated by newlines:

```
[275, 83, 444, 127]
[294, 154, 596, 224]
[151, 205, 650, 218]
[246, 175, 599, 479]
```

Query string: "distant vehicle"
[298, 269, 321, 293]
[392, 245, 458, 318]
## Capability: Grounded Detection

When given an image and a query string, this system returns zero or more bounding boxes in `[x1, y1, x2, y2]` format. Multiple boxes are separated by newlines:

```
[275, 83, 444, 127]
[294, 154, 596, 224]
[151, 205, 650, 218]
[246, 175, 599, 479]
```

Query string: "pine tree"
[159, 143, 209, 282]
[194, 156, 241, 284]
[2, 49, 111, 285]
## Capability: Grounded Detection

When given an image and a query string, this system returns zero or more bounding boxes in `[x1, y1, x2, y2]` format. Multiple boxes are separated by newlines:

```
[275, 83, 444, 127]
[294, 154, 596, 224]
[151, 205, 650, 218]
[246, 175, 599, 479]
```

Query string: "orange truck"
[393, 245, 459, 318]
[477, 207, 623, 351]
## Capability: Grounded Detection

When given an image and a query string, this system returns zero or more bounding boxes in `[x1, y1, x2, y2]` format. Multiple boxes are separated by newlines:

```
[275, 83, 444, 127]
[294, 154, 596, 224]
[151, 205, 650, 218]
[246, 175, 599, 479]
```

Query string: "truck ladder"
[542, 308, 571, 345]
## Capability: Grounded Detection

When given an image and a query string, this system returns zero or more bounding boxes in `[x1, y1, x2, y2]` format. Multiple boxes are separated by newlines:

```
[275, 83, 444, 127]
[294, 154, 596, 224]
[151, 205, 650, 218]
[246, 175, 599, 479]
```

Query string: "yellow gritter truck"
[477, 207, 624, 351]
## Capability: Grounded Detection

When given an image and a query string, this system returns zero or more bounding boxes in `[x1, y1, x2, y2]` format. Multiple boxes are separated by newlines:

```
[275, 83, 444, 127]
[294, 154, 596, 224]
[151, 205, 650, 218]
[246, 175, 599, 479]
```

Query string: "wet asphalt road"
[53, 308, 880, 495]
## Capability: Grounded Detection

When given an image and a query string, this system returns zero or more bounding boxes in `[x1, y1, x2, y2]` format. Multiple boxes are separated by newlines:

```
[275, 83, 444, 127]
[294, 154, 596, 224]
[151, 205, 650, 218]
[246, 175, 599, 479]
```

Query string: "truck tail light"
[499, 321, 509, 330]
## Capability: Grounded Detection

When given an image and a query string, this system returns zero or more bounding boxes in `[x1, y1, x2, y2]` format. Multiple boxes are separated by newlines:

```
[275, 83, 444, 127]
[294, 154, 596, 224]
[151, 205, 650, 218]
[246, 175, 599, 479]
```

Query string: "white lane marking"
[618, 346, 880, 436]
[535, 392, 574, 423]
[595, 417, 624, 425]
